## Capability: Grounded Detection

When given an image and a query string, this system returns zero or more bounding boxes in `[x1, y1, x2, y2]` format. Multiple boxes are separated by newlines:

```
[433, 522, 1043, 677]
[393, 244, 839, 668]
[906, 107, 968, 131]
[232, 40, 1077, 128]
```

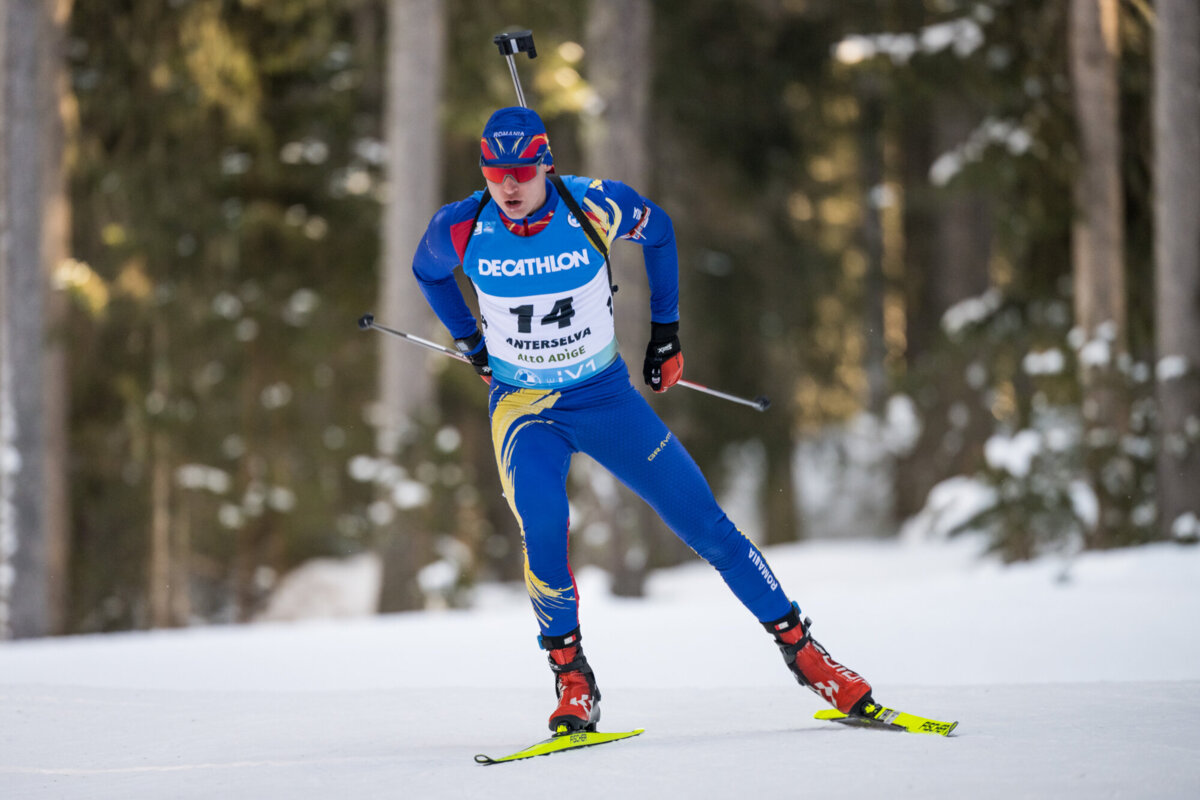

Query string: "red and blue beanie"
[480, 106, 554, 170]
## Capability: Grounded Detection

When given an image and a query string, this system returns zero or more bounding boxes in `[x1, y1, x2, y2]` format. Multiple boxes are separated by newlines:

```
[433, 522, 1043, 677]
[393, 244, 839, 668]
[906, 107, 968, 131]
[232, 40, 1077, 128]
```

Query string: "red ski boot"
[541, 627, 601, 733]
[764, 603, 873, 715]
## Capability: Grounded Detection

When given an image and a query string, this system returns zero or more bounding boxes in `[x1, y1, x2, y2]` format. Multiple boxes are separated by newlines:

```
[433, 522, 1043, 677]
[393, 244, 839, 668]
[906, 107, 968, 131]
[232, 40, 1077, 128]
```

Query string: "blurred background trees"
[1, 0, 1196, 637]
[2, 0, 72, 638]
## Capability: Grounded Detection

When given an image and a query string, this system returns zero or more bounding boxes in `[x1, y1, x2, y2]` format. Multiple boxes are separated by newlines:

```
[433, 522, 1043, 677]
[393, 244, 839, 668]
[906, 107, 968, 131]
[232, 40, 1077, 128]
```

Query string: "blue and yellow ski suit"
[413, 175, 792, 636]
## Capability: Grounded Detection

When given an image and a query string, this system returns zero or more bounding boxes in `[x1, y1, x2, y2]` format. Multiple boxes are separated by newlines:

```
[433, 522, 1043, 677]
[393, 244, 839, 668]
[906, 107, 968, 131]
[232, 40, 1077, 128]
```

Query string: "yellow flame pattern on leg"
[490, 388, 574, 628]
[522, 560, 575, 630]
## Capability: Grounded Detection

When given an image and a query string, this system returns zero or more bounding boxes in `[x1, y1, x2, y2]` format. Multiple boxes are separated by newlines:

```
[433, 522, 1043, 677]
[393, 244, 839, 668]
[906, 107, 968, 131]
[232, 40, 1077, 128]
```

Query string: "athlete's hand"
[455, 329, 492, 385]
[643, 321, 683, 392]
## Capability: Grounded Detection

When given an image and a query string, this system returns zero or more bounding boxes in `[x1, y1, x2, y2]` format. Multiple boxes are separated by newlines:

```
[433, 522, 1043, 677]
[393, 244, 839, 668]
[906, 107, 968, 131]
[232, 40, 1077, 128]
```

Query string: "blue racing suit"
[413, 175, 793, 636]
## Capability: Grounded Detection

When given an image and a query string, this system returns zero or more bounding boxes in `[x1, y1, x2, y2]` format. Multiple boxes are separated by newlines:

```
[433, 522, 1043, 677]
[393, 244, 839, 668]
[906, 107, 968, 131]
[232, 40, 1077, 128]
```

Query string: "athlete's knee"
[684, 516, 748, 569]
[520, 511, 569, 551]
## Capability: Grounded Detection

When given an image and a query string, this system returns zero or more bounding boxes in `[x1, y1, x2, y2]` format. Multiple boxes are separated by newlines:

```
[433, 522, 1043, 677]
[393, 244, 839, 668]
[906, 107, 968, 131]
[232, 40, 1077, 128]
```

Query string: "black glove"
[455, 329, 492, 384]
[643, 321, 683, 392]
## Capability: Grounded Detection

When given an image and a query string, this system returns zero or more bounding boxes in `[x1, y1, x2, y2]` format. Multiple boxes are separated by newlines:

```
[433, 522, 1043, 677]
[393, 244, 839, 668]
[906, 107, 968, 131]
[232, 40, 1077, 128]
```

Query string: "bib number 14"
[510, 296, 575, 333]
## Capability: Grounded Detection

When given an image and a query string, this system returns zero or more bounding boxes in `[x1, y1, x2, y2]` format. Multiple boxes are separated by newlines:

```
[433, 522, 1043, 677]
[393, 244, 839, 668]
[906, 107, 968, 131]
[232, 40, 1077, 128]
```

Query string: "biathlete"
[412, 106, 873, 733]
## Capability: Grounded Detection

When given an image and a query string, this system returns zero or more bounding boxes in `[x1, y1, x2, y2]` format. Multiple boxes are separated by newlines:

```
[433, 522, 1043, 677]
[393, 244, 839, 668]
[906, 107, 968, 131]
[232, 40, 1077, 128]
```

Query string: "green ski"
[474, 728, 644, 765]
[815, 703, 958, 736]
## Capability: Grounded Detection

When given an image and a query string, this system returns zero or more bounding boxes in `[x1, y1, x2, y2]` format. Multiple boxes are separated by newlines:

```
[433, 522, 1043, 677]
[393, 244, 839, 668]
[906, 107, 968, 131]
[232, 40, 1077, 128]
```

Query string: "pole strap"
[548, 174, 617, 295]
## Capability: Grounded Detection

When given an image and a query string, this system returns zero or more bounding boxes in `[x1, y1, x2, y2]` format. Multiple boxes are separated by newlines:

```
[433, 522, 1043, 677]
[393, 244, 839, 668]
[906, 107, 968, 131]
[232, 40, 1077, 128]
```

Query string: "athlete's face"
[484, 164, 548, 220]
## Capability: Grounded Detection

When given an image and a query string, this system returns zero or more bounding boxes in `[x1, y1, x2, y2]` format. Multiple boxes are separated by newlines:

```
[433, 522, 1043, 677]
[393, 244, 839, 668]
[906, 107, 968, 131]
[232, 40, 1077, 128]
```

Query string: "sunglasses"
[481, 163, 540, 183]
[479, 152, 545, 184]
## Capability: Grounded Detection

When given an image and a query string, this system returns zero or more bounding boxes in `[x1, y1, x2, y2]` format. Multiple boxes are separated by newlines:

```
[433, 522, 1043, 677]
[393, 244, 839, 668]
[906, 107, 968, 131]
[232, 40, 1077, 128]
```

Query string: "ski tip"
[913, 719, 958, 736]
[474, 728, 645, 765]
[814, 709, 847, 721]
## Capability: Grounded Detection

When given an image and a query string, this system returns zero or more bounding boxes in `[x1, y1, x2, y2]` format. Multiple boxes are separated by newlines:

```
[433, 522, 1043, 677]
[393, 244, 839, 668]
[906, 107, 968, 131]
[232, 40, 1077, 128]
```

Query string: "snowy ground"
[3, 536, 1199, 799]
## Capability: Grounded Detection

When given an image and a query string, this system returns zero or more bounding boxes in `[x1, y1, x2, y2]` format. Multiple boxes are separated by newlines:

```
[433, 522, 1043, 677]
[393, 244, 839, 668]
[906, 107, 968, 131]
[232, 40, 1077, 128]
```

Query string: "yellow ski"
[815, 703, 958, 736]
[474, 728, 644, 765]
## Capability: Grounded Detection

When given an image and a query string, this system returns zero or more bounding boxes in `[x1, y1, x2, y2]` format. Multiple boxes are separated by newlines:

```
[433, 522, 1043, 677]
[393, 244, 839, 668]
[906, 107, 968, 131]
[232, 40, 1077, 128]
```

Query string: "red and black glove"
[455, 329, 492, 385]
[643, 321, 683, 392]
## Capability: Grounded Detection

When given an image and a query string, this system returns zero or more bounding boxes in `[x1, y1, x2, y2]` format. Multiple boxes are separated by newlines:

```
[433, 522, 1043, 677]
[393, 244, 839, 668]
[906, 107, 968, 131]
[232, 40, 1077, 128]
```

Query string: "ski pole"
[676, 380, 771, 412]
[358, 313, 470, 363]
[493, 30, 537, 108]
[358, 314, 770, 412]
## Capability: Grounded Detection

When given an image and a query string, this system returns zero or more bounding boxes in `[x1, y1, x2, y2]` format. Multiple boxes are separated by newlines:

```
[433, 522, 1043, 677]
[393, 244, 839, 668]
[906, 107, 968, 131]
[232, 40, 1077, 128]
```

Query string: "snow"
[1022, 348, 1065, 376]
[1173, 512, 1200, 541]
[834, 17, 985, 66]
[941, 288, 1002, 336]
[255, 553, 382, 623]
[2, 537, 1200, 799]
[1157, 354, 1190, 382]
[175, 464, 233, 495]
[1078, 337, 1112, 369]
[794, 418, 898, 540]
[899, 476, 996, 542]
[984, 429, 1042, 478]
[929, 118, 1033, 187]
[1069, 479, 1100, 530]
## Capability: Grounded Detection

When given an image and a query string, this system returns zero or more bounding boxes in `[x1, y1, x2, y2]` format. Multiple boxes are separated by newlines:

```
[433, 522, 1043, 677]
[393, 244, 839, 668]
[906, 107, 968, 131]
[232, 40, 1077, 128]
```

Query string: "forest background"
[1, 0, 1197, 638]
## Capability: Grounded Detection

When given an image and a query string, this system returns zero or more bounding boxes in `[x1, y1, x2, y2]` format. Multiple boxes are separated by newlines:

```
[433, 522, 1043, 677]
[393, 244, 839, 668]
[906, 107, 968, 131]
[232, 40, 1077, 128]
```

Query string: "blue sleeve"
[588, 180, 680, 325]
[412, 198, 483, 340]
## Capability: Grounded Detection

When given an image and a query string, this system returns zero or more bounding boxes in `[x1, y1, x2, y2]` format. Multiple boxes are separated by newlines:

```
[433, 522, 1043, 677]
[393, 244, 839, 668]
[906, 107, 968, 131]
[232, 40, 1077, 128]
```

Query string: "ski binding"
[815, 702, 958, 736]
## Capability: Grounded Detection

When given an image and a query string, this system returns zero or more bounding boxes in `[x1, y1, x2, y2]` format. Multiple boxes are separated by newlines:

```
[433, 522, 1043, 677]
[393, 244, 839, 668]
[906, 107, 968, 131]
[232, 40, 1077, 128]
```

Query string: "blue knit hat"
[480, 106, 554, 169]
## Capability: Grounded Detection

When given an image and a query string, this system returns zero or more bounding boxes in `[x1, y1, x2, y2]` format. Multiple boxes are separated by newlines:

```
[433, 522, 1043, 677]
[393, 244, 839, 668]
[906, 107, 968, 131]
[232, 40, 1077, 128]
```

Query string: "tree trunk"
[39, 0, 72, 635]
[930, 106, 993, 312]
[0, 0, 12, 639]
[1069, 0, 1129, 549]
[1, 0, 70, 639]
[381, 0, 442, 451]
[1153, 0, 1200, 541]
[894, 97, 992, 521]
[583, 0, 659, 597]
[148, 316, 172, 628]
[859, 77, 887, 419]
[377, 0, 445, 611]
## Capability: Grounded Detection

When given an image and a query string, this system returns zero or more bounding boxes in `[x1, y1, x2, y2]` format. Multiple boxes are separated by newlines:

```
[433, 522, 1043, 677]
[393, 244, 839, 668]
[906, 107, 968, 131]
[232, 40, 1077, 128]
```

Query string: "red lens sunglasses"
[481, 163, 539, 183]
[480, 152, 545, 184]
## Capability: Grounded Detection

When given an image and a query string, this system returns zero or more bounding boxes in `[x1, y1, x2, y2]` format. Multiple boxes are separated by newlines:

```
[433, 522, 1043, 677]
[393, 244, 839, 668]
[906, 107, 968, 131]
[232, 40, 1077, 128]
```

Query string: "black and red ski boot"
[764, 603, 873, 715]
[541, 627, 601, 733]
